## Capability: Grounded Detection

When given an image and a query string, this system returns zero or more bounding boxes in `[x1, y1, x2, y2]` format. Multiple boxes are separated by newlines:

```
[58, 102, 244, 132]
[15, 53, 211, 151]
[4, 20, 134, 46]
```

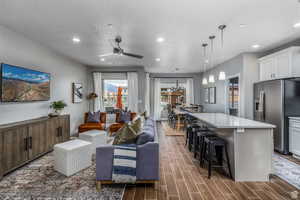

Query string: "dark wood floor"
[123, 122, 300, 200]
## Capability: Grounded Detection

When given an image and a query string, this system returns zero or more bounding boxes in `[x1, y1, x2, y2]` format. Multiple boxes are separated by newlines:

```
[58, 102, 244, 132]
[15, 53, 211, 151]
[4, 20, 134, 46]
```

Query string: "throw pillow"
[130, 117, 142, 134]
[106, 113, 116, 123]
[136, 130, 154, 145]
[144, 119, 155, 127]
[119, 111, 131, 123]
[112, 125, 126, 144]
[87, 111, 100, 123]
[140, 111, 148, 120]
[113, 124, 138, 145]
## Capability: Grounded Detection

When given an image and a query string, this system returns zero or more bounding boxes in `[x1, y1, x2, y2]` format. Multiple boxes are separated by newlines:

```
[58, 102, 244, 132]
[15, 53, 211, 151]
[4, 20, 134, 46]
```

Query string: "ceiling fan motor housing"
[115, 35, 122, 43]
[113, 47, 123, 54]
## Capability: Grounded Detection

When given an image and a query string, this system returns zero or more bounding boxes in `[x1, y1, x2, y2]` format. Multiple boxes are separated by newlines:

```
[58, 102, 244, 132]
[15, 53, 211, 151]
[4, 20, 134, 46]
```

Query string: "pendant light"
[209, 75, 215, 83]
[218, 25, 226, 80]
[208, 35, 215, 83]
[202, 43, 208, 85]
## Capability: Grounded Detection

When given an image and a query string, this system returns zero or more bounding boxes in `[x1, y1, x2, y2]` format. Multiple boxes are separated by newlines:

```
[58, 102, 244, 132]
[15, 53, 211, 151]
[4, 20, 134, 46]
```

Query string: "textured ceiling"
[0, 0, 300, 73]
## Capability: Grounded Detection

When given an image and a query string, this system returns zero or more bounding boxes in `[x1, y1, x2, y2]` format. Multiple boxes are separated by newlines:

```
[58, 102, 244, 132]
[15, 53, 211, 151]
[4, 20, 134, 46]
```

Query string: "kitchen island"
[188, 113, 275, 182]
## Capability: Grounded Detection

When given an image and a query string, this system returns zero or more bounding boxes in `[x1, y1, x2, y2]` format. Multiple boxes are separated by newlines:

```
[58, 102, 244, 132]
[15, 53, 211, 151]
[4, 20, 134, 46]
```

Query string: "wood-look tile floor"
[123, 122, 300, 200]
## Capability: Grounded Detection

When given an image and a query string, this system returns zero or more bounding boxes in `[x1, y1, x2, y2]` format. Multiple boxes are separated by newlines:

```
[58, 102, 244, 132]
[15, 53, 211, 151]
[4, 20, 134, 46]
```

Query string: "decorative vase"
[54, 109, 62, 115]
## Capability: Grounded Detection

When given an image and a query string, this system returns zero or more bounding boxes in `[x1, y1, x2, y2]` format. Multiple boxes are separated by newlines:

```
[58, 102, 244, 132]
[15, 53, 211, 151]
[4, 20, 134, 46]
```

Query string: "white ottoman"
[54, 139, 92, 176]
[79, 130, 107, 154]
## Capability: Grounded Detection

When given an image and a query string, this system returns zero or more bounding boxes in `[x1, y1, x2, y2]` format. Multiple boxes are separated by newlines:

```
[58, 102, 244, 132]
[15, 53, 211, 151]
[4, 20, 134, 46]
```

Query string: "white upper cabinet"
[260, 58, 276, 81]
[259, 47, 300, 81]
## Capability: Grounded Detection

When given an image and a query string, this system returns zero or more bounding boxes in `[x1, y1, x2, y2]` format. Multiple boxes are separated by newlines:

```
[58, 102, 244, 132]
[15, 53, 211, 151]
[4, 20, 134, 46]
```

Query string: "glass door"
[228, 77, 239, 116]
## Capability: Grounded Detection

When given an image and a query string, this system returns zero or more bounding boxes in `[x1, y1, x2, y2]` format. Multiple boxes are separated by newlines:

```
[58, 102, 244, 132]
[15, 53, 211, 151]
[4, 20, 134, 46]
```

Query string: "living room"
[1, 0, 300, 200]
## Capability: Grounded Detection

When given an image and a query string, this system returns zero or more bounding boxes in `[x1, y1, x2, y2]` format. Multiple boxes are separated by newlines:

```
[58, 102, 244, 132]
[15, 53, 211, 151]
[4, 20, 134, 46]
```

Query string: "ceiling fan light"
[209, 75, 215, 83]
[202, 78, 208, 85]
[219, 71, 226, 80]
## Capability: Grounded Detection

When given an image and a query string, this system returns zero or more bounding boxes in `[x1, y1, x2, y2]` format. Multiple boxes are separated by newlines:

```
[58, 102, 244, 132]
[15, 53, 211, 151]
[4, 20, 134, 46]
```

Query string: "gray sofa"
[96, 118, 159, 189]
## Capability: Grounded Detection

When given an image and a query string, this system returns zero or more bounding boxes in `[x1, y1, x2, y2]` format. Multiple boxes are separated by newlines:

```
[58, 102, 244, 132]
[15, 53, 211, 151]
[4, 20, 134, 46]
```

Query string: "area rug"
[162, 122, 185, 136]
[0, 153, 125, 200]
[273, 154, 300, 189]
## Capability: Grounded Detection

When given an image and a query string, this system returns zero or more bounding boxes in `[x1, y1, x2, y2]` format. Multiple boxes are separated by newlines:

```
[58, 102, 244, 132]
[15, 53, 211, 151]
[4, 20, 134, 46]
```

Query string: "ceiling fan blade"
[98, 53, 114, 57]
[122, 52, 143, 59]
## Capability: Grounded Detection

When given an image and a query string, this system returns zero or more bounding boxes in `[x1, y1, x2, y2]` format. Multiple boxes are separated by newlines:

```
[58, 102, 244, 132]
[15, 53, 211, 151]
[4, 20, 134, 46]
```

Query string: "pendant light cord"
[209, 35, 216, 68]
[202, 43, 208, 72]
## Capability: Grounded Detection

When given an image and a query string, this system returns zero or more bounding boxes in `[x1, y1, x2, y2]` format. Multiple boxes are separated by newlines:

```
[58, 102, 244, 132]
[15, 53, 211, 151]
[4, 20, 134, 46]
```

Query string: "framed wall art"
[209, 87, 216, 104]
[204, 88, 209, 103]
[73, 83, 83, 103]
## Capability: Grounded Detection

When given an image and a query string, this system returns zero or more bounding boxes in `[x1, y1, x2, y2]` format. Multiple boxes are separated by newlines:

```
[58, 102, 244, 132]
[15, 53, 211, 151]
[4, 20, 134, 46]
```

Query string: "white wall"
[200, 55, 244, 114]
[242, 54, 259, 119]
[0, 25, 88, 135]
[200, 53, 259, 119]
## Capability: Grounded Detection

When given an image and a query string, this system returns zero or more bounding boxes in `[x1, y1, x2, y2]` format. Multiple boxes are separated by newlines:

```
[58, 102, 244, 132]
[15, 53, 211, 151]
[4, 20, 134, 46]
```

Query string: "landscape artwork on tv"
[1, 63, 50, 102]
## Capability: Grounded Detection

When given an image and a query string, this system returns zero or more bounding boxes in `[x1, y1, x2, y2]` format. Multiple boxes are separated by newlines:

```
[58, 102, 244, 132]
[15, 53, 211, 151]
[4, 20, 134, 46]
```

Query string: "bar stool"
[187, 124, 200, 151]
[185, 121, 198, 145]
[194, 130, 215, 159]
[201, 136, 233, 179]
[192, 128, 210, 157]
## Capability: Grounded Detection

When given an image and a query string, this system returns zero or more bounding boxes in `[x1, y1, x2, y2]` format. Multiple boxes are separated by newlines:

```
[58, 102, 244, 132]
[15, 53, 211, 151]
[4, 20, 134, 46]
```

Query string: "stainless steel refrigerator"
[254, 78, 300, 154]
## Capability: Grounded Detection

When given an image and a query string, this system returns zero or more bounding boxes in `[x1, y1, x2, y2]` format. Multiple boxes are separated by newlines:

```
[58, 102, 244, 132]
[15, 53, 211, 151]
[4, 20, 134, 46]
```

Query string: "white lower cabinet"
[289, 117, 300, 159]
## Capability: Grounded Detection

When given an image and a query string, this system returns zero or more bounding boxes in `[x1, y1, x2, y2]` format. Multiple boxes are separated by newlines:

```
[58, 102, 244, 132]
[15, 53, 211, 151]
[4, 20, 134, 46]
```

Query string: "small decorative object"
[87, 92, 98, 111]
[50, 100, 67, 116]
[73, 83, 83, 103]
[87, 92, 98, 100]
[209, 87, 216, 104]
[204, 88, 209, 103]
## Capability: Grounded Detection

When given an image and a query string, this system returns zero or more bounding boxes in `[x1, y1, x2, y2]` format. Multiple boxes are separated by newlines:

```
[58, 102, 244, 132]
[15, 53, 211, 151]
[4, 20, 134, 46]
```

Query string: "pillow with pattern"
[113, 123, 138, 145]
[119, 111, 131, 123]
[130, 117, 142, 134]
[87, 111, 101, 123]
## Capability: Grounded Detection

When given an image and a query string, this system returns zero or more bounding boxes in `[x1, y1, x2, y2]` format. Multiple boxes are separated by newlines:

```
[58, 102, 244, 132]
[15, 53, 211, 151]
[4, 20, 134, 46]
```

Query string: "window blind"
[101, 73, 127, 80]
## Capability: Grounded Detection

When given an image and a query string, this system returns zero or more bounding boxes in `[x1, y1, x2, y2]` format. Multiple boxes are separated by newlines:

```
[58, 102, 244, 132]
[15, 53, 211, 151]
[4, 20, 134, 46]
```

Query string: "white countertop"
[288, 117, 300, 120]
[189, 113, 275, 129]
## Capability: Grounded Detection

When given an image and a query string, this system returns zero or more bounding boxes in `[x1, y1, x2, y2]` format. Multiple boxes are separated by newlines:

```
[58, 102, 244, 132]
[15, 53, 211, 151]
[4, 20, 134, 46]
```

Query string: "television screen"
[1, 63, 50, 102]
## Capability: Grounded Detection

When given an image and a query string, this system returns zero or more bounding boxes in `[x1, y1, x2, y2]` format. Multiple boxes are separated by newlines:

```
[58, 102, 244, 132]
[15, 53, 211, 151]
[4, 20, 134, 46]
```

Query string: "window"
[228, 77, 239, 116]
[103, 80, 128, 109]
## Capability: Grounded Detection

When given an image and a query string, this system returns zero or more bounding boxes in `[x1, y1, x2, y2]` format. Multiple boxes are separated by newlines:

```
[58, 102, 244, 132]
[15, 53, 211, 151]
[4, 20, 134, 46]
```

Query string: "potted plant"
[50, 100, 67, 116]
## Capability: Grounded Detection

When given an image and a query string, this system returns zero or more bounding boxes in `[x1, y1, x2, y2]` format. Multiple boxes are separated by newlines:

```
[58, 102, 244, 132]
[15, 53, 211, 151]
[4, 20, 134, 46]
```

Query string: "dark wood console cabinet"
[0, 115, 70, 180]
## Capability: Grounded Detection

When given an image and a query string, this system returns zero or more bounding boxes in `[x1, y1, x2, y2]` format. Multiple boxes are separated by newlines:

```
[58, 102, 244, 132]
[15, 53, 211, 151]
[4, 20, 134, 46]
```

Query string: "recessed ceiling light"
[155, 58, 161, 62]
[156, 37, 165, 43]
[72, 36, 80, 43]
[239, 24, 247, 28]
[252, 44, 260, 49]
[100, 58, 105, 62]
[293, 22, 300, 28]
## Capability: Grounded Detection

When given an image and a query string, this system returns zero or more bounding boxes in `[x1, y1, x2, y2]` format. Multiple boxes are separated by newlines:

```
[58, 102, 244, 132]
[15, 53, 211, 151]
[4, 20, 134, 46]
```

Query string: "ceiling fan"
[99, 35, 143, 59]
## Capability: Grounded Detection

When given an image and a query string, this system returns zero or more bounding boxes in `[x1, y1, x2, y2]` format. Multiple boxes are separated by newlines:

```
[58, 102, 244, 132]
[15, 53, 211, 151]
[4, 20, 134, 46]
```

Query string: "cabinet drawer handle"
[29, 137, 32, 149]
[24, 138, 28, 151]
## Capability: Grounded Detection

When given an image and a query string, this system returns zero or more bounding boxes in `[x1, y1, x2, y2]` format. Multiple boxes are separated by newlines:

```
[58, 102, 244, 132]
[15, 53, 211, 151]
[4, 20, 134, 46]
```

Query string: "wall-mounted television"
[1, 63, 50, 102]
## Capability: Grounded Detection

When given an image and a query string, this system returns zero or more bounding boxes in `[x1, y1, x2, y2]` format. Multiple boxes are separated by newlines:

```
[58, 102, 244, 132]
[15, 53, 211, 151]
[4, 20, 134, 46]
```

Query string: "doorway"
[227, 76, 239, 116]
